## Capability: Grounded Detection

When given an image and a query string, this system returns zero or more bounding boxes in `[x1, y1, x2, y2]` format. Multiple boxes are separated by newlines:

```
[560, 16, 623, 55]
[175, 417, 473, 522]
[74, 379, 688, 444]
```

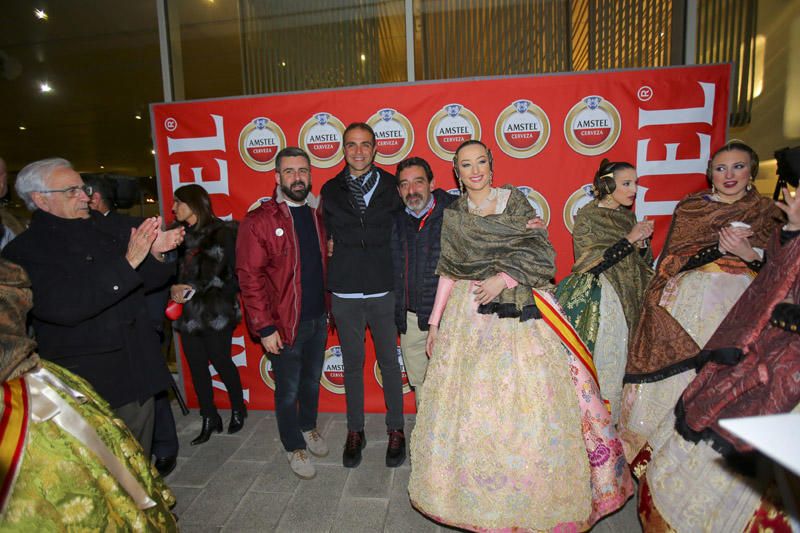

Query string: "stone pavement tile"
[342, 447, 395, 498]
[178, 525, 221, 533]
[331, 497, 388, 533]
[169, 433, 248, 487]
[179, 460, 264, 527]
[231, 417, 282, 462]
[275, 465, 350, 532]
[250, 459, 302, 494]
[222, 491, 293, 532]
[384, 467, 439, 532]
[170, 485, 202, 518]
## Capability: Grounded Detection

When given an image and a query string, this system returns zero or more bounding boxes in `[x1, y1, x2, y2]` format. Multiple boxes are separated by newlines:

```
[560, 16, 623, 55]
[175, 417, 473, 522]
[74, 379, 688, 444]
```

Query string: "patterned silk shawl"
[677, 228, 800, 453]
[570, 200, 654, 337]
[625, 189, 783, 382]
[0, 259, 39, 382]
[437, 185, 556, 319]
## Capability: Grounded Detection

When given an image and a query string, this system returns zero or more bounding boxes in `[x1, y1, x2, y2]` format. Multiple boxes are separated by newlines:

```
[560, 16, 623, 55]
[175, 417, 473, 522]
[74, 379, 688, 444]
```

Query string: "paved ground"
[166, 406, 642, 532]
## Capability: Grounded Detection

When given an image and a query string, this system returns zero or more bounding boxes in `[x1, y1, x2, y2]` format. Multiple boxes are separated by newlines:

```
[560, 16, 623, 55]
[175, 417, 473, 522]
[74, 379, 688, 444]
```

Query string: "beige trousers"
[400, 311, 430, 409]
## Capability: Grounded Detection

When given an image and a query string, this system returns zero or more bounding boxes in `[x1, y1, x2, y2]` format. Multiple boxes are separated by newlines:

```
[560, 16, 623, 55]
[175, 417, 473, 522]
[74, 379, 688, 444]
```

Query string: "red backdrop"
[151, 64, 730, 412]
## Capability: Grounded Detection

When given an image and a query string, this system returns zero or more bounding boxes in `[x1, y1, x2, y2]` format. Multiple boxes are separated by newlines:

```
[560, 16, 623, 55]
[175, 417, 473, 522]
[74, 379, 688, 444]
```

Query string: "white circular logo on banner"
[516, 186, 551, 226]
[299, 112, 345, 168]
[239, 117, 286, 172]
[427, 103, 481, 160]
[495, 100, 550, 159]
[259, 355, 276, 390]
[563, 184, 596, 233]
[367, 108, 414, 165]
[373, 347, 411, 394]
[320, 345, 347, 394]
[563, 96, 621, 156]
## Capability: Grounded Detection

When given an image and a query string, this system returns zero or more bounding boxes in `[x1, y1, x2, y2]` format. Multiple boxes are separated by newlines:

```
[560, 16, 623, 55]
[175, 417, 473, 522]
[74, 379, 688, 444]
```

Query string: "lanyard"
[417, 197, 436, 232]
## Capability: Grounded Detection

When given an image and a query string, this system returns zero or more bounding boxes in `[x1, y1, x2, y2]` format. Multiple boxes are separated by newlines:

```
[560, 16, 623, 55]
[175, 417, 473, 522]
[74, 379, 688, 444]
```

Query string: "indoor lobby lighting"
[18, 125, 26, 131]
[39, 82, 52, 93]
[135, 114, 142, 120]
[151, 149, 156, 155]
[34, 9, 48, 20]
[360, 53, 366, 62]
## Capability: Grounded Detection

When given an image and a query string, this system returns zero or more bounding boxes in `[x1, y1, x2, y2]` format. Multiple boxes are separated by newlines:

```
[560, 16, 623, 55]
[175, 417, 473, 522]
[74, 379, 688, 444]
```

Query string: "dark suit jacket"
[2, 209, 173, 407]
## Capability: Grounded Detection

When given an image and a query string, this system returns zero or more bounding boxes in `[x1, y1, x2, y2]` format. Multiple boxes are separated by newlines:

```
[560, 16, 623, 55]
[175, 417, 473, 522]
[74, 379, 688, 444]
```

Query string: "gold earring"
[459, 178, 465, 193]
[711, 184, 716, 194]
[746, 180, 753, 192]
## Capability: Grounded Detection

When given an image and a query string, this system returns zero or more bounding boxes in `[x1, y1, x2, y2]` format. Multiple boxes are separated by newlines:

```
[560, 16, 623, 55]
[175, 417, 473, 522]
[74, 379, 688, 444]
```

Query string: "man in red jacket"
[236, 147, 329, 479]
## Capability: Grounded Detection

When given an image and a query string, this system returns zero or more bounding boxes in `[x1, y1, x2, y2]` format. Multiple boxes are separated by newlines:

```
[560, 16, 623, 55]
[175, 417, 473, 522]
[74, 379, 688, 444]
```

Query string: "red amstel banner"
[151, 64, 730, 412]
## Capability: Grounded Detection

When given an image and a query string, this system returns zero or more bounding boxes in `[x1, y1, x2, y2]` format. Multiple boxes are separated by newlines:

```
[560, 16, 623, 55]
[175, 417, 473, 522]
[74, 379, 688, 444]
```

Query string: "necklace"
[467, 187, 498, 215]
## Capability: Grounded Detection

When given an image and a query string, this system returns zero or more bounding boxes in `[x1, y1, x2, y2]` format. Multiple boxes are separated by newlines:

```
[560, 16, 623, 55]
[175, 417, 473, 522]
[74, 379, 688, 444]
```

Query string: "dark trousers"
[151, 389, 179, 458]
[181, 326, 245, 417]
[269, 314, 327, 452]
[114, 396, 155, 457]
[331, 293, 404, 432]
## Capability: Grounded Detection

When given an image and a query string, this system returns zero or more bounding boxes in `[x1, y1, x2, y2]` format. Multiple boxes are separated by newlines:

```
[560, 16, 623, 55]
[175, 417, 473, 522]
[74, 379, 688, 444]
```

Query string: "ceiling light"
[34, 9, 48, 20]
[100, 165, 105, 169]
[281, 61, 286, 67]
[18, 125, 26, 131]
[360, 54, 366, 62]
[135, 114, 142, 120]
[39, 82, 52, 93]
[151, 149, 156, 155]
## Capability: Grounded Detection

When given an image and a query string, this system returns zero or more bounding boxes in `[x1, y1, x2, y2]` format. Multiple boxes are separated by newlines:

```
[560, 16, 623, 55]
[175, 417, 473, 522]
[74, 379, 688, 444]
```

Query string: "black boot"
[191, 414, 222, 445]
[228, 405, 248, 434]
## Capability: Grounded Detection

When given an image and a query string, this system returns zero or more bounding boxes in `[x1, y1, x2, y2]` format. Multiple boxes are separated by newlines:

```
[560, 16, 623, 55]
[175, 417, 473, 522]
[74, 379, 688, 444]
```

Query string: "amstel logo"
[427, 103, 481, 160]
[563, 96, 621, 156]
[373, 347, 411, 394]
[516, 186, 550, 226]
[239, 117, 286, 172]
[320, 345, 347, 394]
[563, 184, 596, 233]
[367, 108, 414, 165]
[247, 196, 272, 213]
[259, 354, 276, 391]
[299, 112, 345, 168]
[495, 100, 550, 159]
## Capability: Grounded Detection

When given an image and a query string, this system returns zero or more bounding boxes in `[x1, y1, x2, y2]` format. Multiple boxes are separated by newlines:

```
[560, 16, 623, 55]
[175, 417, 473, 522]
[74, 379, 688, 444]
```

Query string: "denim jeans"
[269, 314, 328, 451]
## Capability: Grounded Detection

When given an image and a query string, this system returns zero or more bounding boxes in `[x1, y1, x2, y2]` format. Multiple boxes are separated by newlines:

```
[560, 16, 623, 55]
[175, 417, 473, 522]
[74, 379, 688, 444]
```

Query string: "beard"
[281, 181, 310, 202]
[403, 193, 425, 211]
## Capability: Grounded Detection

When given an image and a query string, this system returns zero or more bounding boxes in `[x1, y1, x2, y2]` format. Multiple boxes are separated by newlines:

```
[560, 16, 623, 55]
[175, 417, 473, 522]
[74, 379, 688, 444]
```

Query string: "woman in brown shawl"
[0, 258, 177, 530]
[556, 159, 655, 423]
[619, 141, 784, 467]
[637, 188, 799, 533]
[408, 141, 632, 532]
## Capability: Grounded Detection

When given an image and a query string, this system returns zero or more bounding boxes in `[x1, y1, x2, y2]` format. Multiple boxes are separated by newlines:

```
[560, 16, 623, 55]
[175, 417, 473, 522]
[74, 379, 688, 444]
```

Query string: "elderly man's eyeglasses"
[37, 185, 94, 198]
[278, 168, 310, 178]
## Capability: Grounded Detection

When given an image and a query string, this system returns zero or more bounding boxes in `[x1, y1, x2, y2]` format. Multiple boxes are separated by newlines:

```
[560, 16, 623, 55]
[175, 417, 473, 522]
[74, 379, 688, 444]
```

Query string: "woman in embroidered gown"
[638, 188, 800, 533]
[619, 141, 784, 467]
[556, 159, 654, 423]
[408, 141, 632, 532]
[0, 259, 177, 531]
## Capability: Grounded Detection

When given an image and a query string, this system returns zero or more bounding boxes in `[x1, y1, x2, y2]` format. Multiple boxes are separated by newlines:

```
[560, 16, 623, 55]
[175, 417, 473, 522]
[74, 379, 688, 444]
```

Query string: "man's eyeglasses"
[37, 185, 93, 198]
[278, 168, 310, 179]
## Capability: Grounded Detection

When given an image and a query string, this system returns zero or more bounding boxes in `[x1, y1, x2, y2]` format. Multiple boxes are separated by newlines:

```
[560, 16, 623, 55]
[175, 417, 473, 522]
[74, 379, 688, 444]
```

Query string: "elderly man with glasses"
[2, 157, 185, 455]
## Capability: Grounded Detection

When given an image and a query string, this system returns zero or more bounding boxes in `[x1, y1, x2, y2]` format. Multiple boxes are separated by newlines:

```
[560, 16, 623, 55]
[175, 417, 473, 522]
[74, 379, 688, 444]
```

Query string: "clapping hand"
[126, 217, 160, 269]
[718, 226, 758, 261]
[152, 225, 186, 256]
[626, 220, 654, 245]
[776, 187, 800, 232]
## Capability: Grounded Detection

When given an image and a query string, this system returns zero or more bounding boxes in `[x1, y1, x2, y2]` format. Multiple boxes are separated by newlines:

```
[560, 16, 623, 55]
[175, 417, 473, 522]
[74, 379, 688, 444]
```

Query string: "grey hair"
[16, 157, 72, 211]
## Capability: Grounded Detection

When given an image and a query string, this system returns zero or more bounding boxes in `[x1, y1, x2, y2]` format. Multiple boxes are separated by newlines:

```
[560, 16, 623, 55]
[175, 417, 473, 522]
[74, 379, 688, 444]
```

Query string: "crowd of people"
[0, 128, 797, 531]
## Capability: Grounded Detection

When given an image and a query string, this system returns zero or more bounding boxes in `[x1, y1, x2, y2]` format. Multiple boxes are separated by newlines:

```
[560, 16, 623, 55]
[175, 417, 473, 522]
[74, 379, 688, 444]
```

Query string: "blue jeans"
[269, 315, 327, 451]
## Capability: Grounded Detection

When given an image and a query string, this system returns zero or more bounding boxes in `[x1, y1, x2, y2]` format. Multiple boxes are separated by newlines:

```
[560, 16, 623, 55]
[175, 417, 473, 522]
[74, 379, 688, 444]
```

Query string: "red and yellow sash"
[532, 289, 610, 409]
[0, 378, 29, 514]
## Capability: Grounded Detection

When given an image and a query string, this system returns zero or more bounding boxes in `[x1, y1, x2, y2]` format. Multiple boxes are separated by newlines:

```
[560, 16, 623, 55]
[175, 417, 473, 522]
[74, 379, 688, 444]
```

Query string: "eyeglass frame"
[35, 185, 94, 198]
[277, 167, 311, 178]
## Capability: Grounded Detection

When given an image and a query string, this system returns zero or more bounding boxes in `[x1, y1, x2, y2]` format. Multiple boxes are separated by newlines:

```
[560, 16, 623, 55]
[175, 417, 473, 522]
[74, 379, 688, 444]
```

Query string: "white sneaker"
[302, 428, 329, 457]
[287, 449, 316, 479]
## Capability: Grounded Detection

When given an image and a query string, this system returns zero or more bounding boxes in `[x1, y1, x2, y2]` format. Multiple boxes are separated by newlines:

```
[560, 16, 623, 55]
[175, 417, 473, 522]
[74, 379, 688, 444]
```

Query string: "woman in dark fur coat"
[170, 184, 246, 445]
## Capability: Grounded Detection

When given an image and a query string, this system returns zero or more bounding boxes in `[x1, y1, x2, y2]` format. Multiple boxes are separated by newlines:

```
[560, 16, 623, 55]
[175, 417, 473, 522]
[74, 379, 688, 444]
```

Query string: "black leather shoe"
[191, 414, 223, 445]
[342, 430, 366, 468]
[228, 406, 248, 434]
[154, 455, 177, 477]
[386, 429, 406, 467]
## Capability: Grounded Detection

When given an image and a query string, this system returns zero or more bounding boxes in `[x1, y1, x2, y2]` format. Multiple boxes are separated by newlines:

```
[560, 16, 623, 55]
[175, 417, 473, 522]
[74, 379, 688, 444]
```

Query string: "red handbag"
[165, 300, 184, 320]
